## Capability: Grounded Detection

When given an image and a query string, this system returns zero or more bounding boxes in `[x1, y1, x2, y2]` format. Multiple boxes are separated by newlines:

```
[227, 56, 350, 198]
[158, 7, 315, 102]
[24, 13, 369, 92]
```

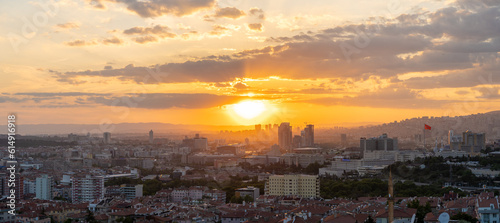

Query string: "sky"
[1, 0, 500, 128]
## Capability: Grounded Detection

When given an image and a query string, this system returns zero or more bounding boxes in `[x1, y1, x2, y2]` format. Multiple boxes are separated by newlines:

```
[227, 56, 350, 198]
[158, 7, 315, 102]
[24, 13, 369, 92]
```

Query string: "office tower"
[36, 175, 53, 200]
[149, 129, 154, 144]
[360, 133, 398, 152]
[278, 122, 293, 152]
[461, 131, 486, 153]
[340, 134, 347, 146]
[255, 124, 261, 132]
[303, 124, 314, 147]
[103, 132, 111, 144]
[72, 175, 104, 203]
[182, 134, 208, 152]
[293, 135, 302, 148]
[265, 174, 320, 198]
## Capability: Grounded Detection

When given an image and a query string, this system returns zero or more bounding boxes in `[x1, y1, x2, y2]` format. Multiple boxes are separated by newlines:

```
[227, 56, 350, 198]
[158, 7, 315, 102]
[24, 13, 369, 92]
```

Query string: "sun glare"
[233, 100, 267, 119]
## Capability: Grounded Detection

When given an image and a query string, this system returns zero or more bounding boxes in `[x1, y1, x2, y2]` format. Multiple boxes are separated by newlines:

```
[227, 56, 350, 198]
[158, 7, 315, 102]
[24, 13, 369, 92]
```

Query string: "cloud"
[14, 92, 110, 97]
[213, 7, 245, 19]
[88, 0, 106, 9]
[55, 0, 500, 94]
[106, 0, 217, 18]
[249, 8, 265, 20]
[307, 86, 453, 109]
[55, 22, 80, 29]
[102, 36, 124, 45]
[133, 36, 158, 44]
[247, 23, 263, 32]
[65, 40, 97, 47]
[123, 25, 176, 43]
[123, 25, 176, 38]
[88, 93, 244, 109]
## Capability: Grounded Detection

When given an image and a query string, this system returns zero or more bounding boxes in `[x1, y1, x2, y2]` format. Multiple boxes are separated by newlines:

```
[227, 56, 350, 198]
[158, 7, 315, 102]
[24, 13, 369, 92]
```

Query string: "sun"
[232, 100, 267, 119]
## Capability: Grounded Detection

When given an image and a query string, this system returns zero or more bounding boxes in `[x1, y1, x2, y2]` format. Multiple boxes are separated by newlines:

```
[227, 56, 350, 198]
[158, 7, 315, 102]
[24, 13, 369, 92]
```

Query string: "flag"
[424, 124, 431, 130]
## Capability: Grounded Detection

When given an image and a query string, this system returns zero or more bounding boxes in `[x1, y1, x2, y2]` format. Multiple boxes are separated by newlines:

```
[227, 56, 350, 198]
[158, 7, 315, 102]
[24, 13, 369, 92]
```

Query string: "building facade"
[72, 175, 104, 203]
[265, 174, 320, 198]
[35, 175, 53, 200]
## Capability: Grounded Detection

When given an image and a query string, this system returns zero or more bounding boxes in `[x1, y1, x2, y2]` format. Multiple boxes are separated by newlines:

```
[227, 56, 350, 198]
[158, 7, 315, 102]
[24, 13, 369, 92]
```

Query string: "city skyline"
[1, 0, 500, 127]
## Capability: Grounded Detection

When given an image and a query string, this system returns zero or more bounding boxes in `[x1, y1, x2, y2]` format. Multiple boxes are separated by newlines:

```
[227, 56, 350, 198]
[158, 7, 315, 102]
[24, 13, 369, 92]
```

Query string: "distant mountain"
[343, 110, 500, 140]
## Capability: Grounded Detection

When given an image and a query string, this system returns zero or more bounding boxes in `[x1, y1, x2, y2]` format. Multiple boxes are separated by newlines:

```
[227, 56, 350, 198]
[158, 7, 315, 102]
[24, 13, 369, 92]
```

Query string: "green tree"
[451, 212, 478, 223]
[85, 209, 97, 223]
[364, 215, 375, 223]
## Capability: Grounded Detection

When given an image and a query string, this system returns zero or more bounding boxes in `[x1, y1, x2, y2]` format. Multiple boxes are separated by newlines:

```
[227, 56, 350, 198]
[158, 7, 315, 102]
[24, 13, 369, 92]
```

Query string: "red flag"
[424, 124, 431, 130]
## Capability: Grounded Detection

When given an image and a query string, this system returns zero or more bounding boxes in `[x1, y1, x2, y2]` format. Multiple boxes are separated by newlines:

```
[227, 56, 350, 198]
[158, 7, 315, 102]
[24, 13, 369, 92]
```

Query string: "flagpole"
[423, 126, 425, 149]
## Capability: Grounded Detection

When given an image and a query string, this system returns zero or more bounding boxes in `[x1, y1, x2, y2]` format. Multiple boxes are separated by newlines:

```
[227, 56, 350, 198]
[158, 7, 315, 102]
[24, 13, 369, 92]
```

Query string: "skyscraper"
[303, 124, 314, 147]
[36, 175, 53, 200]
[255, 124, 261, 132]
[278, 122, 293, 152]
[340, 134, 347, 146]
[149, 129, 154, 144]
[103, 132, 111, 144]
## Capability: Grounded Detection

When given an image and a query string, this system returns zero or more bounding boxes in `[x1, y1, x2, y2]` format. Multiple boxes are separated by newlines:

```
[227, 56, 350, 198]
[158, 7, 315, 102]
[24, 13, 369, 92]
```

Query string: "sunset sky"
[1, 0, 499, 127]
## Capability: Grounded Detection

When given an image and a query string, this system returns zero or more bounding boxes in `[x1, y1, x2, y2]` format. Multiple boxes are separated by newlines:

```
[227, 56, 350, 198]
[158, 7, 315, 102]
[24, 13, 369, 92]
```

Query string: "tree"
[364, 215, 375, 223]
[85, 209, 97, 223]
[451, 212, 478, 223]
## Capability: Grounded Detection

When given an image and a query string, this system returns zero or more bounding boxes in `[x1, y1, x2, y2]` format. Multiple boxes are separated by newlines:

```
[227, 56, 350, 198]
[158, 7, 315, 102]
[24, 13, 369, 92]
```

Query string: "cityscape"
[2, 0, 500, 223]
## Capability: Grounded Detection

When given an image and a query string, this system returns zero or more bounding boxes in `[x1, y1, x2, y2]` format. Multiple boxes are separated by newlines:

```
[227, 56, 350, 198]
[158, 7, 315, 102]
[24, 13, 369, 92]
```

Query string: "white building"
[265, 174, 319, 198]
[35, 175, 53, 200]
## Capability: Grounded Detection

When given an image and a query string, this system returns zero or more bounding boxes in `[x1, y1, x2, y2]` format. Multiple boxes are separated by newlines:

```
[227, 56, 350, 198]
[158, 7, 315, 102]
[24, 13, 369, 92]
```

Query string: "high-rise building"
[103, 132, 111, 144]
[265, 174, 319, 198]
[182, 134, 208, 152]
[72, 175, 104, 203]
[461, 131, 486, 153]
[278, 122, 293, 152]
[292, 135, 302, 148]
[340, 134, 347, 146]
[149, 129, 154, 144]
[255, 124, 261, 132]
[36, 175, 53, 200]
[303, 124, 314, 147]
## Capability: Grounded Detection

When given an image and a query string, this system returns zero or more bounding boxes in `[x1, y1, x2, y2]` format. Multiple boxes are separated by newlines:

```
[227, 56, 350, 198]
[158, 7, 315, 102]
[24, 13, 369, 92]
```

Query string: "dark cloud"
[56, 1, 500, 93]
[88, 93, 244, 109]
[14, 92, 110, 97]
[57, 61, 245, 84]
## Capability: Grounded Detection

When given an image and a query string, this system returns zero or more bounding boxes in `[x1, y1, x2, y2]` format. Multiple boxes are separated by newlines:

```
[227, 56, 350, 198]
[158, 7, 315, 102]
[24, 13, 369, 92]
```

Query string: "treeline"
[320, 177, 465, 199]
[387, 156, 499, 186]
[239, 161, 327, 175]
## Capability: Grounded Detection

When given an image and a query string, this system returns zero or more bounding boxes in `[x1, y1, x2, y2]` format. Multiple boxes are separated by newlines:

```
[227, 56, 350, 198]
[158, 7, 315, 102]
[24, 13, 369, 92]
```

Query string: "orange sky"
[1, 0, 499, 127]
